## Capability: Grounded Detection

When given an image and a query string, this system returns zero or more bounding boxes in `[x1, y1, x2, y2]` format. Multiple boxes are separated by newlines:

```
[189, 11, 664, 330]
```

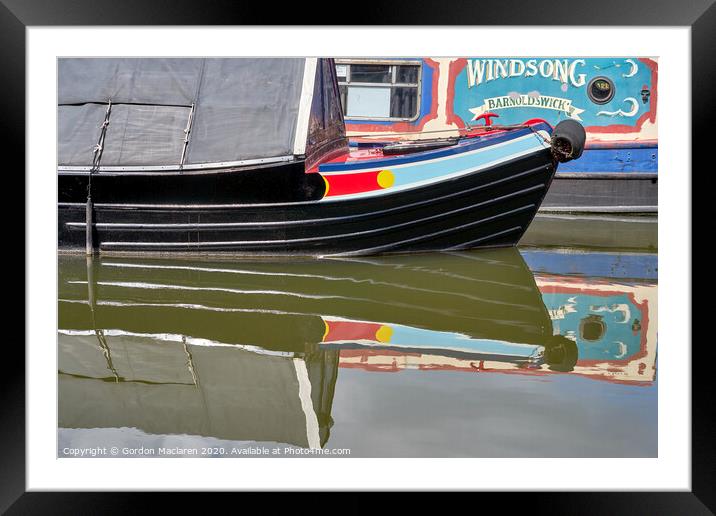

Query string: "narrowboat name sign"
[469, 94, 586, 121]
[452, 57, 657, 134]
[466, 59, 589, 88]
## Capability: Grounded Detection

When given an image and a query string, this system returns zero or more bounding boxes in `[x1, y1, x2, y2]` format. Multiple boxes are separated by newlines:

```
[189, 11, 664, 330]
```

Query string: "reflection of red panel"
[476, 365, 654, 386]
[337, 348, 654, 385]
[418, 362, 484, 372]
[339, 349, 420, 373]
[323, 320, 381, 342]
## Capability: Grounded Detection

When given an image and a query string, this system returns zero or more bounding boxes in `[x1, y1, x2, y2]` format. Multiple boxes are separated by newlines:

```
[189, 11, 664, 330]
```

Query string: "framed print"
[6, 0, 711, 512]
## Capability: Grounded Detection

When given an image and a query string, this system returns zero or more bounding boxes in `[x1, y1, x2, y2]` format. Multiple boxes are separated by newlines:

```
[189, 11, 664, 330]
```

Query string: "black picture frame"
[5, 0, 709, 512]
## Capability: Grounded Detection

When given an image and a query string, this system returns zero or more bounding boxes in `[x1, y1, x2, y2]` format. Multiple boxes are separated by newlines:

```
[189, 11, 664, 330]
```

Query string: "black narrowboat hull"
[58, 148, 557, 256]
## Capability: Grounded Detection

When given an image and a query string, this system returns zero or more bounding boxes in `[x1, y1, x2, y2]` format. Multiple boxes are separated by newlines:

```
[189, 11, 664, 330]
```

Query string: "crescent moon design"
[597, 97, 639, 117]
[614, 341, 628, 359]
[622, 59, 638, 78]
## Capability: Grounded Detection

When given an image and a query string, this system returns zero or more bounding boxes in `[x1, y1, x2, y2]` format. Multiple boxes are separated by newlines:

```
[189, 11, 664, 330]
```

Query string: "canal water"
[57, 217, 657, 458]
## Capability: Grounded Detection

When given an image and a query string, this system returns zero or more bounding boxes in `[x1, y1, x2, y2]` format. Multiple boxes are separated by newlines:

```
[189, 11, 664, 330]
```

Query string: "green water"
[58, 242, 657, 458]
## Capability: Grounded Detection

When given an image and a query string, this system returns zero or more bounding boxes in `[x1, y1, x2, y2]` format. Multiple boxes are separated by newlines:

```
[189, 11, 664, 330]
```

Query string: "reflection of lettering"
[590, 303, 631, 323]
[549, 297, 577, 320]
[467, 59, 586, 88]
[469, 95, 585, 121]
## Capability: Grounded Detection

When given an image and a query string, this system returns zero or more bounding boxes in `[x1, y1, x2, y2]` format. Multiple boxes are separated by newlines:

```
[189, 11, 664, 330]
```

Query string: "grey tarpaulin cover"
[58, 58, 309, 167]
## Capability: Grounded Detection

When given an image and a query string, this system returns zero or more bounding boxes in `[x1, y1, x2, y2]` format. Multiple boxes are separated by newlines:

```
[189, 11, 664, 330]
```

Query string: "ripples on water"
[57, 246, 657, 458]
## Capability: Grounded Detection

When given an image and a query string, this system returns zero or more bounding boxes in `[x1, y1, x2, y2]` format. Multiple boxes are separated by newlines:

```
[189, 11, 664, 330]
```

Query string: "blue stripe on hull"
[321, 130, 552, 201]
[323, 320, 543, 359]
[557, 146, 658, 173]
[384, 134, 549, 189]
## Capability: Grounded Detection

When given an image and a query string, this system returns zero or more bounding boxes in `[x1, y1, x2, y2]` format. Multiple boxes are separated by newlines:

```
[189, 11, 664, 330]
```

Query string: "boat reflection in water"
[58, 248, 656, 455]
[334, 256, 657, 385]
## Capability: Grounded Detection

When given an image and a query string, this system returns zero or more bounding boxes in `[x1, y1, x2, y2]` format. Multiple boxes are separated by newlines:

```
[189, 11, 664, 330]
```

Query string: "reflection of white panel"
[293, 358, 321, 450]
[347, 86, 390, 118]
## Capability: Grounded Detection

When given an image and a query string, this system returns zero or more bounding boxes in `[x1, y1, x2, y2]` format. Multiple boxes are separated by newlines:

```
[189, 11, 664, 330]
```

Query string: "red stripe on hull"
[323, 170, 381, 197]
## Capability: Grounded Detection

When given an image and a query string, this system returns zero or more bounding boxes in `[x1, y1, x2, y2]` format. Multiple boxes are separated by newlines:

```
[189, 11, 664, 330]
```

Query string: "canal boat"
[57, 248, 654, 453]
[58, 248, 579, 382]
[336, 57, 657, 213]
[58, 58, 585, 256]
[57, 248, 575, 449]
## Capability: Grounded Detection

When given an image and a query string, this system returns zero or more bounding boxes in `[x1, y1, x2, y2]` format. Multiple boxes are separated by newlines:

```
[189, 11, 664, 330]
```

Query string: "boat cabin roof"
[58, 58, 345, 171]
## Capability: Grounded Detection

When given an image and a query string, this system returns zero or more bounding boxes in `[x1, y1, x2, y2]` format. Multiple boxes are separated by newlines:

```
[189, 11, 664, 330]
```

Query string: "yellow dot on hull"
[375, 325, 393, 343]
[377, 169, 395, 189]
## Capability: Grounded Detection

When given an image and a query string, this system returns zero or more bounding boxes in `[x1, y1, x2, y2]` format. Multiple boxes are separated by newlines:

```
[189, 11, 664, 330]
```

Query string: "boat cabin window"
[335, 60, 421, 121]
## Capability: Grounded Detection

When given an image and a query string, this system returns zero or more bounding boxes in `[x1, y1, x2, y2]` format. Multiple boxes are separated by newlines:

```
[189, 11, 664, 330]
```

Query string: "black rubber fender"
[551, 119, 586, 163]
[543, 335, 579, 372]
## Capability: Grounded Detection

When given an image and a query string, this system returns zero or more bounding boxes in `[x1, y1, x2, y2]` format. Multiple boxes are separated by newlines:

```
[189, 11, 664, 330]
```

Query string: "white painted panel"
[347, 86, 390, 118]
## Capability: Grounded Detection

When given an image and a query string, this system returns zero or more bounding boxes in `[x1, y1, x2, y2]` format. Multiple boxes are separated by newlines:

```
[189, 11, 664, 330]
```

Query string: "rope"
[86, 100, 112, 255]
[179, 103, 195, 170]
[87, 100, 113, 198]
[526, 123, 571, 160]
